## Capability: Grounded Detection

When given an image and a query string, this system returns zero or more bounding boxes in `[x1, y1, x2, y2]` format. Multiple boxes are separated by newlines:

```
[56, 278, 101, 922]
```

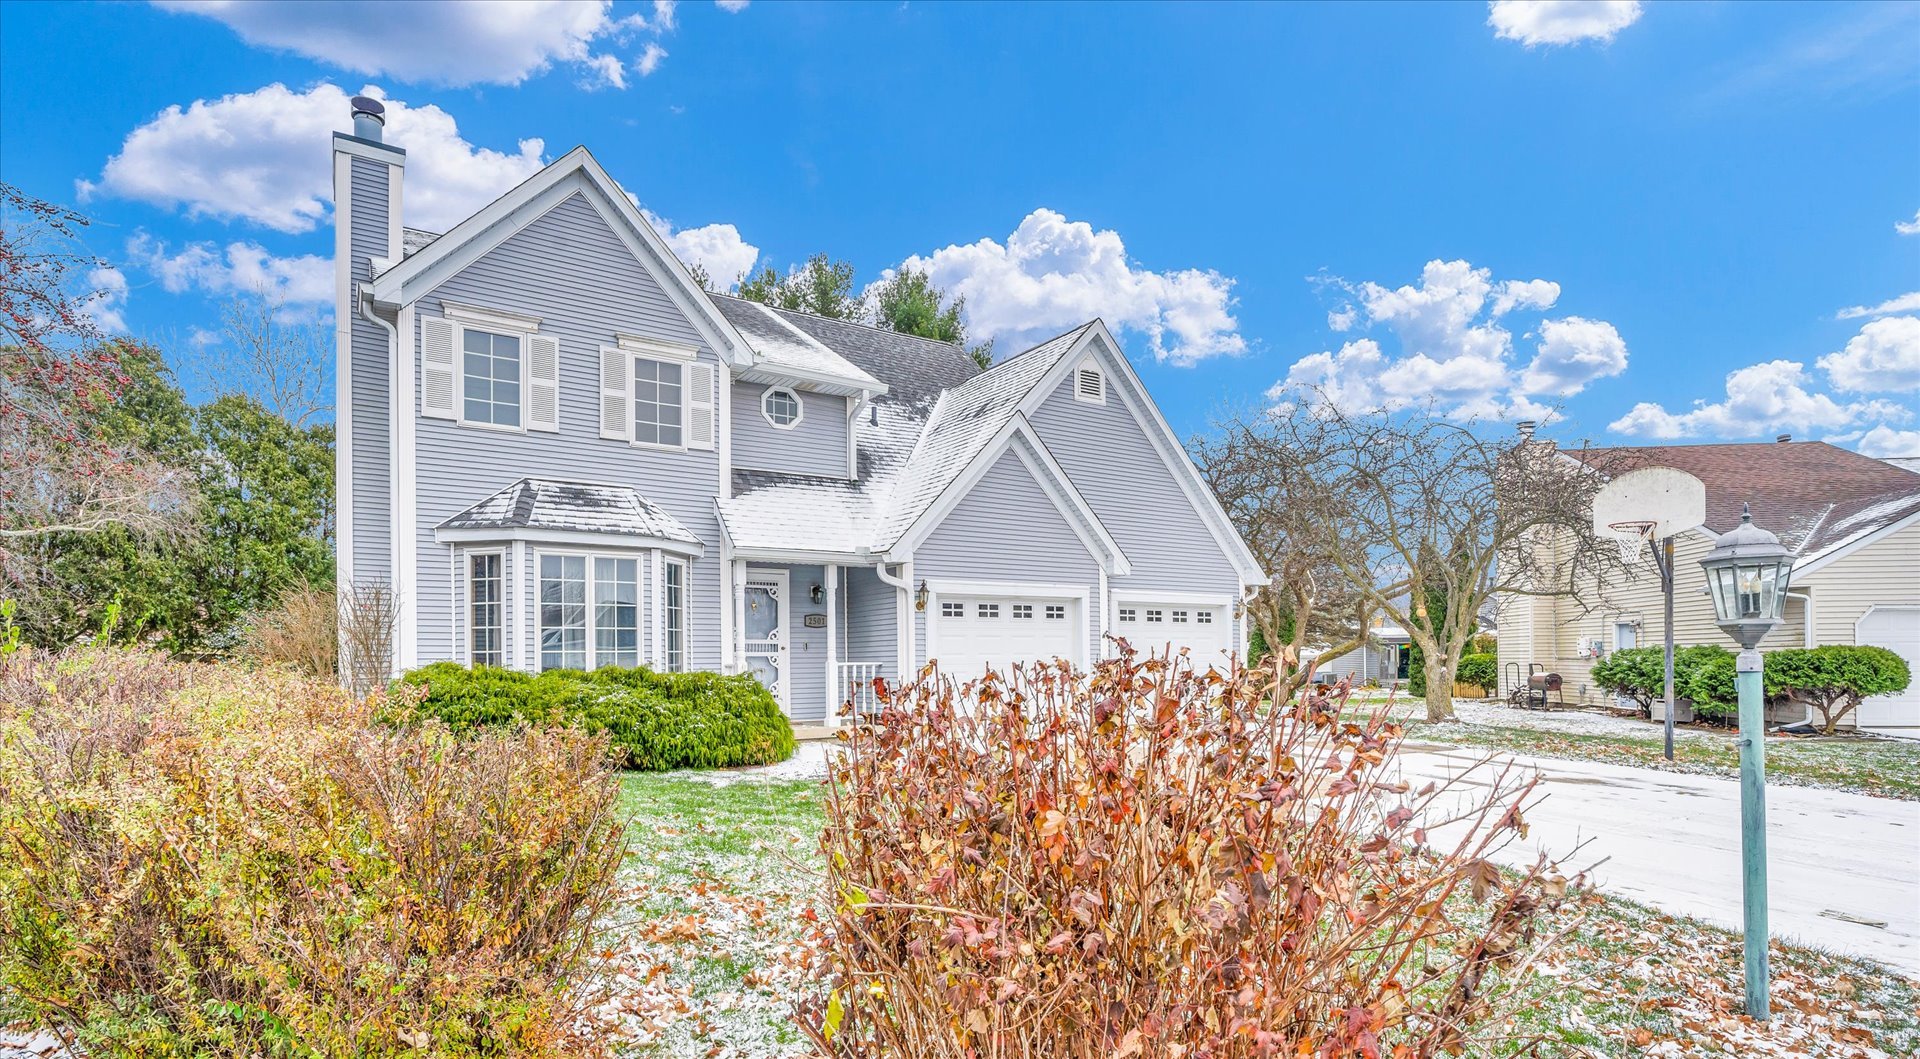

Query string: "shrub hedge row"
[394, 662, 798, 770]
[1594, 643, 1910, 731]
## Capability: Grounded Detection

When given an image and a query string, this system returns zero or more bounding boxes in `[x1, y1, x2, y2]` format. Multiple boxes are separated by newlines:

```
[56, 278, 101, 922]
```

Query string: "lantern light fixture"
[810, 582, 824, 605]
[1699, 503, 1796, 650]
[915, 581, 930, 612]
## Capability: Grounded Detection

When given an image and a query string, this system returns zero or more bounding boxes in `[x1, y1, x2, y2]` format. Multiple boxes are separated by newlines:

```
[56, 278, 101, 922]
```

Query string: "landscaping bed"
[597, 771, 1920, 1058]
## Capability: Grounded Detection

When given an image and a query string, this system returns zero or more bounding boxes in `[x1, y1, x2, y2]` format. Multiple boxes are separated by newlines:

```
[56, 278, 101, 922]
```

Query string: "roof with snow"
[1572, 441, 1920, 565]
[708, 294, 884, 395]
[440, 478, 700, 545]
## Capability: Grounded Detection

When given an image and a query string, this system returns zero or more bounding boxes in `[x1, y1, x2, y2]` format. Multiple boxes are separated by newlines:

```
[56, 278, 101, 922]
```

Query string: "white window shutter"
[685, 361, 716, 450]
[421, 316, 457, 419]
[599, 346, 630, 440]
[527, 334, 560, 432]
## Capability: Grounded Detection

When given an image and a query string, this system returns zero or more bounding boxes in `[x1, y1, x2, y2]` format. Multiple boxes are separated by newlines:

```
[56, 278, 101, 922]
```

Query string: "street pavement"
[1395, 742, 1920, 976]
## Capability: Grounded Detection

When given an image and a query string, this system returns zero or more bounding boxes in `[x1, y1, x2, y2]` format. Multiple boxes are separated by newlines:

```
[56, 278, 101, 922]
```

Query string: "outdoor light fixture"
[810, 582, 824, 605]
[915, 581, 929, 612]
[1701, 503, 1795, 649]
[1698, 501, 1796, 1022]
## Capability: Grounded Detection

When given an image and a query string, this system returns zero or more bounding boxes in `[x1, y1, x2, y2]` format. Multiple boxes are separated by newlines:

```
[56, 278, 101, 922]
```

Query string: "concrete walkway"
[1396, 743, 1920, 976]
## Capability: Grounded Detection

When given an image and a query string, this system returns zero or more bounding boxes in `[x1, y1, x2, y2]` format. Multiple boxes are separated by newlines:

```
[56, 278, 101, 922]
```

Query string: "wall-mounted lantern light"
[915, 581, 929, 611]
[810, 582, 824, 605]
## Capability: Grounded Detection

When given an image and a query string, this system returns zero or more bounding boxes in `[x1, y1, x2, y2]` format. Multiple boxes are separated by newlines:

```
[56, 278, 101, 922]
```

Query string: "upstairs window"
[633, 356, 684, 448]
[1074, 365, 1105, 405]
[762, 387, 803, 428]
[463, 329, 522, 427]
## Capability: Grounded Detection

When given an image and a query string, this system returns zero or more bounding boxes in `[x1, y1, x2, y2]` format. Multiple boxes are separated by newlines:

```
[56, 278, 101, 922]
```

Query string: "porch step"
[791, 724, 839, 742]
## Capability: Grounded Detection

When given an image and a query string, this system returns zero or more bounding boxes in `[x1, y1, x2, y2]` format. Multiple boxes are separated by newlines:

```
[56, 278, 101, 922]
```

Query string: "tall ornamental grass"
[802, 647, 1585, 1058]
[0, 647, 629, 1058]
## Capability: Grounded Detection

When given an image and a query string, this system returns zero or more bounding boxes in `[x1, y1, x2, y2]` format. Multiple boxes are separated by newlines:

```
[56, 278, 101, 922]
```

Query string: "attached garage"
[926, 586, 1086, 680]
[1856, 605, 1919, 733]
[1112, 596, 1237, 670]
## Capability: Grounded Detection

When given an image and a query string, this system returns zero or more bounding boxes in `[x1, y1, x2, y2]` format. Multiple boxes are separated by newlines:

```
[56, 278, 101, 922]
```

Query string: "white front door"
[744, 569, 789, 713]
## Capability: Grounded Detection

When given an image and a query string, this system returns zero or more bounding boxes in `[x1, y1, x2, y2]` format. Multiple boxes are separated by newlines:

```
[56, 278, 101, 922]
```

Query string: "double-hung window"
[463, 328, 523, 428]
[593, 558, 640, 668]
[539, 554, 589, 670]
[468, 552, 503, 666]
[633, 356, 684, 447]
[663, 558, 687, 672]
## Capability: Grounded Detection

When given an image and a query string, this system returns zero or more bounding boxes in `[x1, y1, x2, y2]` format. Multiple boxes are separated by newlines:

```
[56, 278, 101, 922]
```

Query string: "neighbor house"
[1495, 437, 1920, 734]
[330, 100, 1263, 725]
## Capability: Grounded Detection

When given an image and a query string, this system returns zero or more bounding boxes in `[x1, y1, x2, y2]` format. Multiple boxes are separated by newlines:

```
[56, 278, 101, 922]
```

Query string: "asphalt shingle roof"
[706, 294, 882, 390]
[440, 478, 700, 544]
[1573, 441, 1920, 561]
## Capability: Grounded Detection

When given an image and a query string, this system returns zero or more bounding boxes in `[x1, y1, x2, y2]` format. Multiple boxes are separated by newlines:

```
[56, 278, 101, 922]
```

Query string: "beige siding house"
[1496, 440, 1920, 735]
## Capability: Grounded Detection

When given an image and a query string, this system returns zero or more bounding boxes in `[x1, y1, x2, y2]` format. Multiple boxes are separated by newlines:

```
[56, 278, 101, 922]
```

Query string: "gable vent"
[1075, 366, 1105, 404]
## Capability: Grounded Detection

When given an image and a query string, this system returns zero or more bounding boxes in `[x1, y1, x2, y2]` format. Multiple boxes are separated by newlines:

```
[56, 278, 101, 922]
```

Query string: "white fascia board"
[727, 546, 876, 565]
[1111, 589, 1238, 607]
[367, 148, 753, 369]
[1017, 320, 1265, 585]
[432, 525, 705, 557]
[923, 577, 1091, 602]
[332, 151, 354, 599]
[735, 362, 891, 398]
[331, 132, 406, 167]
[885, 417, 1128, 575]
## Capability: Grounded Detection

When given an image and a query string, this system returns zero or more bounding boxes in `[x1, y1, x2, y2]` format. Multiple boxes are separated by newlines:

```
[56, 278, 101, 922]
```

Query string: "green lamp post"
[1698, 502, 1796, 1021]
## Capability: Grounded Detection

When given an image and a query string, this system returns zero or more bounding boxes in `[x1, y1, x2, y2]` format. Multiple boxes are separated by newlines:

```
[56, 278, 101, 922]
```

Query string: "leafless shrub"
[339, 579, 397, 697]
[800, 646, 1587, 1057]
[237, 578, 338, 676]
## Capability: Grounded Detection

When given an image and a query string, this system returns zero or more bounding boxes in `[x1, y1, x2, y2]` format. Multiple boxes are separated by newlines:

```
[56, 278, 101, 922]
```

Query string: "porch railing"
[838, 661, 886, 718]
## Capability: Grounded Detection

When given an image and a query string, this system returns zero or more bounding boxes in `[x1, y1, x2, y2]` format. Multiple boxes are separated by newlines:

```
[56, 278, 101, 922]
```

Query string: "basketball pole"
[1658, 535, 1676, 761]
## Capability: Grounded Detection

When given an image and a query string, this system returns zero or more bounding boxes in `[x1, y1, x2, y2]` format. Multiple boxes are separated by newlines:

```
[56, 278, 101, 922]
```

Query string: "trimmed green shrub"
[1765, 645, 1912, 734]
[1458, 652, 1498, 694]
[396, 662, 797, 770]
[1594, 644, 1733, 719]
[1682, 648, 1740, 719]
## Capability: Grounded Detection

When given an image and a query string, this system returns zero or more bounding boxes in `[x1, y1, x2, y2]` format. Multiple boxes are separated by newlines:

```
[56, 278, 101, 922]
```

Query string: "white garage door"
[1857, 606, 1920, 733]
[930, 592, 1082, 680]
[1113, 599, 1235, 670]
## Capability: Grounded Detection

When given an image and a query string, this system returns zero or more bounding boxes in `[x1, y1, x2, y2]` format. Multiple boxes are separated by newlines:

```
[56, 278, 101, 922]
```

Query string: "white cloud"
[1817, 315, 1920, 392]
[79, 83, 546, 234]
[1836, 291, 1920, 320]
[84, 266, 129, 334]
[635, 41, 669, 77]
[889, 208, 1243, 365]
[580, 53, 626, 90]
[1854, 424, 1920, 457]
[127, 232, 333, 305]
[1899, 210, 1920, 236]
[639, 209, 758, 288]
[1488, 0, 1642, 47]
[1274, 259, 1625, 416]
[152, 0, 637, 88]
[716, 0, 750, 11]
[1608, 359, 1907, 439]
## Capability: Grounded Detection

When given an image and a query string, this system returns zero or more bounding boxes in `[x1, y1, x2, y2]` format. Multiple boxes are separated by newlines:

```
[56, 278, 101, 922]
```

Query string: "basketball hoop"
[1607, 520, 1657, 565]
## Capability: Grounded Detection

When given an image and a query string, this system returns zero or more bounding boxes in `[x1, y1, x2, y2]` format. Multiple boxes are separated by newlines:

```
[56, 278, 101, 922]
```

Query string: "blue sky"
[3, 0, 1916, 453]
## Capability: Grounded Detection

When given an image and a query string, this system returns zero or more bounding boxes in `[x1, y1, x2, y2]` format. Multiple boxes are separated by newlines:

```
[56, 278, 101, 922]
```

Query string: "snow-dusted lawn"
[1362, 695, 1920, 799]
[591, 764, 1920, 1059]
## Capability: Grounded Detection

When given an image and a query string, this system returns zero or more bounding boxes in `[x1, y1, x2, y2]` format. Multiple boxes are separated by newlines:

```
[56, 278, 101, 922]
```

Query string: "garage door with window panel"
[930, 592, 1081, 680]
[1113, 599, 1234, 668]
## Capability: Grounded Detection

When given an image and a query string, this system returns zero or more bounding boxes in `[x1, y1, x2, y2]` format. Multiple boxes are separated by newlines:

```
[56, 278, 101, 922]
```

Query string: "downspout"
[358, 285, 402, 677]
[875, 559, 912, 680]
[1783, 589, 1816, 729]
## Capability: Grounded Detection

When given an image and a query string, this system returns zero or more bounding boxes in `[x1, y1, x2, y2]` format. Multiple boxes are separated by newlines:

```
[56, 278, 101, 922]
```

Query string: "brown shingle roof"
[1570, 440, 1920, 560]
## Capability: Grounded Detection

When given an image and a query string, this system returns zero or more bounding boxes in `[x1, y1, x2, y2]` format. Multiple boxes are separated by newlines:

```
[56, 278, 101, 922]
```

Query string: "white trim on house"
[1072, 359, 1106, 405]
[433, 525, 705, 557]
[368, 153, 752, 370]
[442, 300, 543, 333]
[459, 547, 507, 667]
[530, 547, 646, 671]
[396, 301, 418, 667]
[886, 416, 1130, 576]
[1112, 589, 1238, 608]
[331, 150, 353, 606]
[1018, 321, 1265, 586]
[332, 133, 405, 166]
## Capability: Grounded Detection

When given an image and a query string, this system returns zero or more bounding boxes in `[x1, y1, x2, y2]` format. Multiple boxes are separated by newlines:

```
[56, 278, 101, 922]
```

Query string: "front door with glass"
[743, 570, 788, 713]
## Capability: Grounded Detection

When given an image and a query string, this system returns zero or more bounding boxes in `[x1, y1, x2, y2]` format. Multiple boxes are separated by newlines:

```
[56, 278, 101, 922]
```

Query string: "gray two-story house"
[333, 98, 1263, 724]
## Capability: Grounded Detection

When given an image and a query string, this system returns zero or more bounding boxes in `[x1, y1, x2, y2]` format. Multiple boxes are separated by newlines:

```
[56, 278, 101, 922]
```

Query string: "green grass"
[1401, 718, 1920, 799]
[605, 772, 1919, 1058]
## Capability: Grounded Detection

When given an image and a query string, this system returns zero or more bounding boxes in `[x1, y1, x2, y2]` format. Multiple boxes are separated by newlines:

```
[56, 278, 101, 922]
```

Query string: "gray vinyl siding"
[731, 384, 850, 478]
[844, 564, 896, 683]
[409, 190, 726, 670]
[1027, 340, 1242, 610]
[911, 450, 1103, 667]
[348, 156, 392, 586]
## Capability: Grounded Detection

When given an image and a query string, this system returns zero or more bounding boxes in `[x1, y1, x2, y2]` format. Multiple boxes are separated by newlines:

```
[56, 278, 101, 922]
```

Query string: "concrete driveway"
[1396, 742, 1920, 976]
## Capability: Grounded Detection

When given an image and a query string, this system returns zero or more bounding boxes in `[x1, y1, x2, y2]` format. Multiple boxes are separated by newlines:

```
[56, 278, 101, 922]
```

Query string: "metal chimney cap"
[1775, 433, 1791, 443]
[350, 95, 386, 123]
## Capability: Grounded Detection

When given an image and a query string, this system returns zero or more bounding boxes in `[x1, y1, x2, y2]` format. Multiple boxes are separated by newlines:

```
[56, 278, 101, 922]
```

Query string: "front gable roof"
[366, 146, 752, 370]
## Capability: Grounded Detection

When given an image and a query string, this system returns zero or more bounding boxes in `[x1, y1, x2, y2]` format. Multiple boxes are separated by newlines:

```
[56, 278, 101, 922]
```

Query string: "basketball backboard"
[1592, 466, 1707, 543]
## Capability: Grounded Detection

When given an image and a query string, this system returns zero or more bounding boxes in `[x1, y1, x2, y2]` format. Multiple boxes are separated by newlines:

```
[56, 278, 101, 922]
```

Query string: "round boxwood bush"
[395, 662, 797, 770]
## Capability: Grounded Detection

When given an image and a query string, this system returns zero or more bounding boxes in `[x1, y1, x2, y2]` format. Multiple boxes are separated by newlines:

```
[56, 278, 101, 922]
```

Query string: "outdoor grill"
[1528, 673, 1563, 693]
